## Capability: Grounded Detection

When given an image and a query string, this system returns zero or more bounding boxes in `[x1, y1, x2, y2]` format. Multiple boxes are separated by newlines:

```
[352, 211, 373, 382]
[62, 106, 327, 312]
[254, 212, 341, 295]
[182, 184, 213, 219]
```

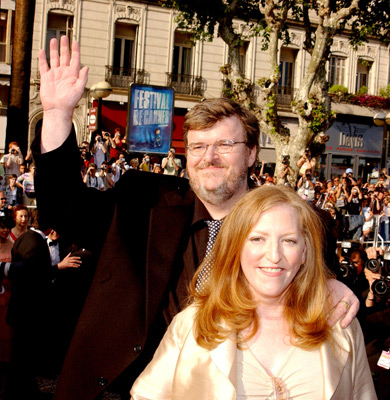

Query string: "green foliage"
[309, 101, 335, 135]
[379, 84, 390, 98]
[356, 86, 368, 95]
[329, 85, 349, 96]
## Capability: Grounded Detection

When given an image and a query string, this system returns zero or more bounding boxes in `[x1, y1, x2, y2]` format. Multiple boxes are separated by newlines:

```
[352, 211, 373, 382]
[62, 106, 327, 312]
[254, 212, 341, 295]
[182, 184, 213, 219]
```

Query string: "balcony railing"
[166, 73, 204, 96]
[105, 66, 146, 88]
[276, 86, 296, 107]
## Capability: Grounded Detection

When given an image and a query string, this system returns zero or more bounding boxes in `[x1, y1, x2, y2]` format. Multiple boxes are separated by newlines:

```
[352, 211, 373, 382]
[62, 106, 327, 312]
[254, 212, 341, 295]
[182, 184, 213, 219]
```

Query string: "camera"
[10, 149, 16, 155]
[366, 252, 390, 296]
[338, 241, 361, 283]
[304, 148, 309, 157]
[97, 136, 102, 142]
[104, 132, 111, 138]
[282, 156, 290, 166]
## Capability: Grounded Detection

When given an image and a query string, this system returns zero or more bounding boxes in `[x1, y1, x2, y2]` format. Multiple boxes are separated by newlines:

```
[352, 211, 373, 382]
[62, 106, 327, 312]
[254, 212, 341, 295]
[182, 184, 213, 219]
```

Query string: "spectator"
[297, 168, 315, 202]
[139, 154, 151, 171]
[152, 164, 163, 174]
[111, 154, 130, 185]
[296, 146, 316, 176]
[91, 133, 107, 169]
[0, 191, 12, 219]
[0, 142, 24, 177]
[9, 205, 29, 243]
[97, 162, 114, 191]
[20, 164, 36, 207]
[129, 158, 139, 169]
[3, 174, 22, 207]
[107, 128, 126, 161]
[346, 186, 363, 240]
[379, 195, 390, 242]
[161, 147, 182, 176]
[279, 155, 294, 185]
[334, 176, 349, 213]
[83, 163, 104, 190]
[345, 168, 357, 185]
[361, 199, 374, 241]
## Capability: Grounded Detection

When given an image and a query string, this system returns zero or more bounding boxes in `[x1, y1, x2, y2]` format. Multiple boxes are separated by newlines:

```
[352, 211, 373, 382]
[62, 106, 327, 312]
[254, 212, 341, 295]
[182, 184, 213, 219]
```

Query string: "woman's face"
[15, 210, 29, 227]
[240, 205, 306, 304]
[0, 225, 10, 240]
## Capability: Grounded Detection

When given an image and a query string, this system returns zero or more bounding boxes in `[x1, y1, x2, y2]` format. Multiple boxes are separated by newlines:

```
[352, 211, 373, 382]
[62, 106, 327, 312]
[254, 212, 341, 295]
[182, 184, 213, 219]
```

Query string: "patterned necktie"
[195, 219, 223, 293]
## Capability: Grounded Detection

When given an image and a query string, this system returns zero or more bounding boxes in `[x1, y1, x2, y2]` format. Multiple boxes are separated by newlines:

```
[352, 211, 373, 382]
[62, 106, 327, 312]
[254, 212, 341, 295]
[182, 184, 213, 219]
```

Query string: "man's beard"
[188, 159, 248, 206]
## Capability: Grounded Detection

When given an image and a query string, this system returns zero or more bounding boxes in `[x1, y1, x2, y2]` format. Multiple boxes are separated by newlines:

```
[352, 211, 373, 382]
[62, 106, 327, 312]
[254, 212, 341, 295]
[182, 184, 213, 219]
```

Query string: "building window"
[277, 48, 296, 106]
[46, 11, 73, 60]
[356, 59, 371, 93]
[0, 11, 8, 63]
[0, 10, 12, 64]
[172, 31, 193, 80]
[113, 23, 136, 74]
[106, 22, 137, 88]
[328, 56, 346, 86]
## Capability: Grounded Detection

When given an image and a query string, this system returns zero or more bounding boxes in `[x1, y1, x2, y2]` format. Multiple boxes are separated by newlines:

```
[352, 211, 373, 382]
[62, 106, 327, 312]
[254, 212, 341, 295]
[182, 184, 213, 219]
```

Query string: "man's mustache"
[195, 161, 227, 170]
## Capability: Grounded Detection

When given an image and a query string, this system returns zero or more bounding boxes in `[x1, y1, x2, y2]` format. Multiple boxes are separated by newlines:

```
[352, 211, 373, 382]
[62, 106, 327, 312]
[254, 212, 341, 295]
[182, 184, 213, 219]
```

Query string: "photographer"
[1, 142, 24, 177]
[296, 147, 316, 177]
[279, 156, 294, 185]
[297, 168, 315, 202]
[139, 154, 151, 172]
[111, 153, 130, 185]
[83, 163, 104, 190]
[347, 185, 363, 240]
[91, 133, 107, 170]
[97, 162, 114, 191]
[161, 147, 182, 176]
[107, 128, 126, 161]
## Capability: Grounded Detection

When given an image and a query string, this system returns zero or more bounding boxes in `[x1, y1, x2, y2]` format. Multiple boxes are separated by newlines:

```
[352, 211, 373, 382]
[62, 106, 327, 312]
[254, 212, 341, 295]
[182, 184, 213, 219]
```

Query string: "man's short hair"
[8, 141, 19, 150]
[183, 98, 260, 155]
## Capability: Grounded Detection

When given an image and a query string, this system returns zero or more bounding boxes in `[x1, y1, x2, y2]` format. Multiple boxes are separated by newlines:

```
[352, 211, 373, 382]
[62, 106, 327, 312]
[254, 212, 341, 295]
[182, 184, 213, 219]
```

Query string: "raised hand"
[38, 36, 88, 153]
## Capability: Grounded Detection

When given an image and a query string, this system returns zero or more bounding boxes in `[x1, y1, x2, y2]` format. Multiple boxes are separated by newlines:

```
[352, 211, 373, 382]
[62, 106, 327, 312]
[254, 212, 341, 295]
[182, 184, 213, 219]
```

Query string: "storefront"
[320, 119, 383, 180]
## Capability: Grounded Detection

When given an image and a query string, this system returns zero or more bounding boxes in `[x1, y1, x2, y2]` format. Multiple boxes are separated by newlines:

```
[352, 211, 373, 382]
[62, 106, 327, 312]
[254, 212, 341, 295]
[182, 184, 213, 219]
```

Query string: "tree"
[165, 0, 390, 185]
[6, 0, 37, 158]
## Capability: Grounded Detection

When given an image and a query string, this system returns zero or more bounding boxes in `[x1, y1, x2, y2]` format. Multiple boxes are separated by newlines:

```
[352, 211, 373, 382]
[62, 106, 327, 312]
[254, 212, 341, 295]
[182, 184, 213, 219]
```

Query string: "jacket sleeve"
[130, 307, 195, 399]
[32, 130, 115, 252]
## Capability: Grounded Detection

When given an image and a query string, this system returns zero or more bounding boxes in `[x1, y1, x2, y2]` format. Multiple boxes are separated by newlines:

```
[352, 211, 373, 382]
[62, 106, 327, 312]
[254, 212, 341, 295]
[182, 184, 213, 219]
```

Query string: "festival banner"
[127, 84, 175, 154]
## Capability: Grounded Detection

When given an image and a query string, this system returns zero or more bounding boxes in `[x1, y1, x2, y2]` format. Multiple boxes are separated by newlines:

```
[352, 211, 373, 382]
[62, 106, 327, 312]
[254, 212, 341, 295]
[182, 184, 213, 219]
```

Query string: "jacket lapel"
[321, 322, 350, 399]
[145, 188, 195, 327]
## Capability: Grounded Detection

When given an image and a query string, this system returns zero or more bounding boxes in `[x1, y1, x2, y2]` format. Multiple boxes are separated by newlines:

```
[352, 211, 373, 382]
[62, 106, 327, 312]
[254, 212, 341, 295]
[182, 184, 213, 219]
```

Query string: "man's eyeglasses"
[186, 139, 246, 156]
[0, 198, 6, 200]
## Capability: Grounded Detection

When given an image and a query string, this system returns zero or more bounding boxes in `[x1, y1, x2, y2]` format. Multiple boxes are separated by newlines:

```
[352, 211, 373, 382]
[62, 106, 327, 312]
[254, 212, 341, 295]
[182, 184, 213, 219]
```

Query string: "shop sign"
[88, 107, 97, 131]
[325, 122, 383, 157]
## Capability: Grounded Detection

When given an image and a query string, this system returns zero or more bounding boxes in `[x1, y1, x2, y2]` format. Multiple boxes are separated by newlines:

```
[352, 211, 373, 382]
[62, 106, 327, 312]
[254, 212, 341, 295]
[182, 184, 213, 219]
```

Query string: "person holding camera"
[97, 162, 114, 191]
[83, 163, 104, 190]
[161, 147, 182, 176]
[297, 168, 315, 202]
[0, 142, 24, 178]
[111, 153, 130, 185]
[107, 128, 126, 161]
[347, 185, 364, 240]
[92, 133, 107, 170]
[139, 154, 151, 171]
[296, 147, 316, 177]
[279, 156, 294, 185]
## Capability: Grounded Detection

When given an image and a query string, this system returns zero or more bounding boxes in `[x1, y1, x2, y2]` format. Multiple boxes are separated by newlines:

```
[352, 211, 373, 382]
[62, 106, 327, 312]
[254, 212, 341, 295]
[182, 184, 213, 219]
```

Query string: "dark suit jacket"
[33, 133, 201, 399]
[7, 229, 53, 327]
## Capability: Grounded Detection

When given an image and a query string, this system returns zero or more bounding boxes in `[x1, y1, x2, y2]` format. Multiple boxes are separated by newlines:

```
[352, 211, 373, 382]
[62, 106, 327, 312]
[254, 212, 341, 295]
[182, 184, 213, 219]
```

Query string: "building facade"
[22, 0, 390, 175]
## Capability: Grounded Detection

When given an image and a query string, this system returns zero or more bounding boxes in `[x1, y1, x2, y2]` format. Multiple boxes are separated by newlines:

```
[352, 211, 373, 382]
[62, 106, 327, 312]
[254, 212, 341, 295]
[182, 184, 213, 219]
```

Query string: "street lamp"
[90, 81, 112, 133]
[373, 112, 390, 170]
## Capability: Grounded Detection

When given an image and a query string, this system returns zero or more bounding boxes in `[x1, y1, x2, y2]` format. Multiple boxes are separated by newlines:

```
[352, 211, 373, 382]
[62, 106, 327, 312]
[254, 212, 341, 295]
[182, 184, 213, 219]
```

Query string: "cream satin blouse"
[236, 343, 323, 399]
